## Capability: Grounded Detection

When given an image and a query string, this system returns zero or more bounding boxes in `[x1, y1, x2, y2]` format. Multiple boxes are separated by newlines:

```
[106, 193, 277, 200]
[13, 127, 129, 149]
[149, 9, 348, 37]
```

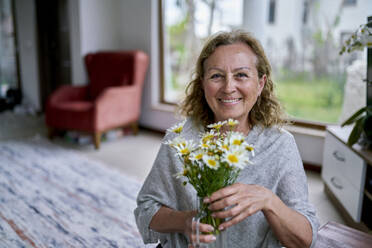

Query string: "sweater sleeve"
[275, 133, 319, 248]
[134, 139, 176, 244]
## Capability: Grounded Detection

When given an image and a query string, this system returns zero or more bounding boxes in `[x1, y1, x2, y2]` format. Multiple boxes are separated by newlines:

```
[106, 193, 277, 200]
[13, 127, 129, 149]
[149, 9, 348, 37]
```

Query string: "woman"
[134, 30, 319, 247]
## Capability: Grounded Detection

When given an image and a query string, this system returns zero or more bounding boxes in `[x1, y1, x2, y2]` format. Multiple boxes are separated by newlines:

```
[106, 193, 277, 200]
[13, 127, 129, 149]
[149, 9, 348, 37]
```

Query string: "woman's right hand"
[184, 210, 217, 248]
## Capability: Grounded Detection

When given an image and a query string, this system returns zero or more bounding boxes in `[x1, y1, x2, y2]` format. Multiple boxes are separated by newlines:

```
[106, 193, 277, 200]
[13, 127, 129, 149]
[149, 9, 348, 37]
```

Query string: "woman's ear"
[258, 74, 266, 95]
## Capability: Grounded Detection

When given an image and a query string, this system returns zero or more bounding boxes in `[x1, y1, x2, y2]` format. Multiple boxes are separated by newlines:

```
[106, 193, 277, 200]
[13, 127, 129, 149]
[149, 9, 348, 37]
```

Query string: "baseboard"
[139, 125, 165, 135]
[303, 162, 321, 173]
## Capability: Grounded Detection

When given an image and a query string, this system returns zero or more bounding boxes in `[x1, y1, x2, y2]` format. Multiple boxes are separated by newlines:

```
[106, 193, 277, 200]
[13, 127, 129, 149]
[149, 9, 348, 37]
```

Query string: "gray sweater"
[134, 119, 319, 247]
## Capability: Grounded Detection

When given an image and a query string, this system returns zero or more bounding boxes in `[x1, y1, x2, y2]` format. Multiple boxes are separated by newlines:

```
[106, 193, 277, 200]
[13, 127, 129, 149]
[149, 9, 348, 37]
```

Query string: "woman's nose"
[223, 74, 236, 93]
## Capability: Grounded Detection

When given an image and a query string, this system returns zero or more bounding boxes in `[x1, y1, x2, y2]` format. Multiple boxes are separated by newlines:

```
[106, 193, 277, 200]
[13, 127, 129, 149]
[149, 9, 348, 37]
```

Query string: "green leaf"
[341, 107, 367, 127]
[347, 117, 365, 146]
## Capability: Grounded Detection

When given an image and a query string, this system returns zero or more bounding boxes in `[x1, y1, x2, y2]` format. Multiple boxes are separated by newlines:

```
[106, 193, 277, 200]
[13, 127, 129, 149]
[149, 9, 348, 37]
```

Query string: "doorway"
[35, 0, 71, 110]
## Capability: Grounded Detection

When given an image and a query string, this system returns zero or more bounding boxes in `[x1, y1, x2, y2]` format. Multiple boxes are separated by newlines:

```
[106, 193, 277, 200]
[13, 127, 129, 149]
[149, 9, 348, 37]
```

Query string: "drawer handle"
[332, 151, 345, 162]
[331, 176, 343, 190]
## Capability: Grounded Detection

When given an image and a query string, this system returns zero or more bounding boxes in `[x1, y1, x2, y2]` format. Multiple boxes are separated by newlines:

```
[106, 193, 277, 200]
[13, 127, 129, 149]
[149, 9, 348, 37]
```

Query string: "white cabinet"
[322, 130, 367, 222]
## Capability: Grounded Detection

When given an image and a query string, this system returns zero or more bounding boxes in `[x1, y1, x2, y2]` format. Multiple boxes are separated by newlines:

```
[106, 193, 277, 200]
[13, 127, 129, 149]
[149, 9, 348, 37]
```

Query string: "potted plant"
[340, 20, 372, 147]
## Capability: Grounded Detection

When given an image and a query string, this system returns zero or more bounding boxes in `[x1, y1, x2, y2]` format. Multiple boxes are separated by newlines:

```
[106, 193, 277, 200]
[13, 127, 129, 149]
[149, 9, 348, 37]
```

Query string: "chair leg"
[131, 122, 139, 135]
[48, 127, 56, 140]
[93, 132, 101, 149]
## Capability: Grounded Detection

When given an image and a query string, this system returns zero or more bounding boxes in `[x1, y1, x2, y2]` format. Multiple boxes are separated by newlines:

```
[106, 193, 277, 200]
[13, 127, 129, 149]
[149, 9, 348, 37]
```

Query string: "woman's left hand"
[204, 183, 275, 231]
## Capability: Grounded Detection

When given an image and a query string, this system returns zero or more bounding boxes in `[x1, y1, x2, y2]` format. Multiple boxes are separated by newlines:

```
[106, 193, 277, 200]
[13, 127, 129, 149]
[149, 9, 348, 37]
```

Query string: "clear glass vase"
[193, 197, 227, 248]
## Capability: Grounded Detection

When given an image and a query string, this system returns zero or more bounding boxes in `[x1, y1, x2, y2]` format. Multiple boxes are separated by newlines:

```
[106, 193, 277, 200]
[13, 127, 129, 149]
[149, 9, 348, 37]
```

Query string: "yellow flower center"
[201, 143, 209, 148]
[195, 153, 203, 160]
[245, 146, 254, 151]
[208, 159, 217, 167]
[227, 154, 238, 163]
[222, 144, 229, 151]
[233, 139, 242, 145]
[180, 148, 189, 155]
[173, 126, 183, 133]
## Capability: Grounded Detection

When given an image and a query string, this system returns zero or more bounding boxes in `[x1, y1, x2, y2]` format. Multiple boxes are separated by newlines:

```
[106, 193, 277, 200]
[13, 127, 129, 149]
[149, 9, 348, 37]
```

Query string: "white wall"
[118, 0, 179, 131]
[71, 0, 123, 84]
[79, 0, 122, 55]
[68, 0, 85, 85]
[14, 0, 41, 111]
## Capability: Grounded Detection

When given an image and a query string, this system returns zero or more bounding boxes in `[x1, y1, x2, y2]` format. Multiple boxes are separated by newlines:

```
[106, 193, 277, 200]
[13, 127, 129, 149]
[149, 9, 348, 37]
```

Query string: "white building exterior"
[243, 0, 372, 73]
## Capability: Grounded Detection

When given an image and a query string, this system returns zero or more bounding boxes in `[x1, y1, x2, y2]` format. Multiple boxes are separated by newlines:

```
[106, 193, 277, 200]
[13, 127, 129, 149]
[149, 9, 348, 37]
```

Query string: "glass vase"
[193, 197, 227, 248]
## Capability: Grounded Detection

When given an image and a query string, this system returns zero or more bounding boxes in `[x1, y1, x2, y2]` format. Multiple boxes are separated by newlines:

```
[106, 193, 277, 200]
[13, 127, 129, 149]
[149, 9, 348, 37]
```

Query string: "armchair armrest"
[94, 85, 142, 130]
[48, 85, 89, 105]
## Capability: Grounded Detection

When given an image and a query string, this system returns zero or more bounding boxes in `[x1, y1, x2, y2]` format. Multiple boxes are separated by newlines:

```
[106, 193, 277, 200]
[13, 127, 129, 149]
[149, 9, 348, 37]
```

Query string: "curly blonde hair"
[179, 30, 286, 128]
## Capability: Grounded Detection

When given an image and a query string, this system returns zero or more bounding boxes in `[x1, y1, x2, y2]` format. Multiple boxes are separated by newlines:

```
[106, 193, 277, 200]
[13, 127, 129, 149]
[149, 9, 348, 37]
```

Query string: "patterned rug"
[0, 138, 153, 247]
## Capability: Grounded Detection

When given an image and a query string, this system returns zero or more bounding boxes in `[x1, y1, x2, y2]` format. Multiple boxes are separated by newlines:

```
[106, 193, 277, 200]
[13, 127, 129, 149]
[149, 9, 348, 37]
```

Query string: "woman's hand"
[184, 210, 217, 248]
[204, 183, 275, 231]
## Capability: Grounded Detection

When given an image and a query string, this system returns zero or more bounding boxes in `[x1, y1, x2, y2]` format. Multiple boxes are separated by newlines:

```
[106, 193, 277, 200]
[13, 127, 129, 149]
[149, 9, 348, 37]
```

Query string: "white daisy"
[245, 144, 255, 157]
[202, 155, 220, 170]
[228, 132, 245, 146]
[164, 136, 186, 148]
[222, 148, 246, 169]
[227, 118, 239, 127]
[167, 119, 186, 134]
[174, 139, 195, 156]
[201, 130, 217, 144]
[207, 120, 227, 130]
[189, 150, 204, 161]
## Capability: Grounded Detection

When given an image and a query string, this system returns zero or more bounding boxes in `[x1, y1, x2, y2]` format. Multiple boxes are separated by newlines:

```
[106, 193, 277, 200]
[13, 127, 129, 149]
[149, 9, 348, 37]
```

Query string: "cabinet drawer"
[322, 133, 366, 192]
[323, 168, 364, 222]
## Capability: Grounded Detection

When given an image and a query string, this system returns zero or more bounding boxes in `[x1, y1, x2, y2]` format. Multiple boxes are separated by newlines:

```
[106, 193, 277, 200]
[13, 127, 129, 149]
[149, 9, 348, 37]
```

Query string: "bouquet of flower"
[165, 119, 255, 234]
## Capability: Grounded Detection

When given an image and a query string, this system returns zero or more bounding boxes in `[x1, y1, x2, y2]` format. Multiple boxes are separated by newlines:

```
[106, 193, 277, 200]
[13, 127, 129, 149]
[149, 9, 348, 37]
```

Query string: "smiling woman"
[135, 30, 319, 248]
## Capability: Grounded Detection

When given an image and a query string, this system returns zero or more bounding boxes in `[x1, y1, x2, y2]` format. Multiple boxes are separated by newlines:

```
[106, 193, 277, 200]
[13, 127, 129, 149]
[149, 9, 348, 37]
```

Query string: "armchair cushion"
[46, 101, 94, 131]
[95, 85, 140, 131]
[85, 52, 132, 100]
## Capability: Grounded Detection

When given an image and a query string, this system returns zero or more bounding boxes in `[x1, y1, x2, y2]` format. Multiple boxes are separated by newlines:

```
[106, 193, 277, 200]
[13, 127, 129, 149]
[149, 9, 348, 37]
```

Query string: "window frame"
[0, 0, 21, 91]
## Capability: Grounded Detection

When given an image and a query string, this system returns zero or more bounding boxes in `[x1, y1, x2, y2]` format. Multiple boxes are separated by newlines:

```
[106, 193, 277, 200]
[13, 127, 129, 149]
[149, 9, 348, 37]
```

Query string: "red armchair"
[45, 50, 149, 149]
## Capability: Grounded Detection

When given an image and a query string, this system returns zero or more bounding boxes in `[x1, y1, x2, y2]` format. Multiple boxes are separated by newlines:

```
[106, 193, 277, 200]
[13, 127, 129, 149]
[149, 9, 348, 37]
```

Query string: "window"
[160, 0, 243, 104]
[160, 0, 367, 125]
[0, 0, 19, 96]
[268, 0, 276, 24]
[343, 0, 357, 6]
[302, 1, 309, 25]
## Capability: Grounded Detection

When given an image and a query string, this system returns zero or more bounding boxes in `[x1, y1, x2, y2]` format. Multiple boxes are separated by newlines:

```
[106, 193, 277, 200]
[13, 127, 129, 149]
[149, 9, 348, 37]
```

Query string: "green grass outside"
[275, 77, 345, 124]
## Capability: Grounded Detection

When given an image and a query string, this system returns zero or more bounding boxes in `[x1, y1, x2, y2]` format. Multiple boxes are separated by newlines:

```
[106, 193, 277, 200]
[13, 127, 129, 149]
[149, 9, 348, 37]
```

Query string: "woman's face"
[202, 42, 266, 125]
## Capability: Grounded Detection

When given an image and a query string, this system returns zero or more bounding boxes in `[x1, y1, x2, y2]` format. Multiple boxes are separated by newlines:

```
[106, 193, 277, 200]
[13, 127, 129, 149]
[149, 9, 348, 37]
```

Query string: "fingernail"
[219, 226, 224, 231]
[210, 236, 216, 241]
[208, 226, 214, 232]
[211, 213, 216, 217]
[203, 198, 210, 203]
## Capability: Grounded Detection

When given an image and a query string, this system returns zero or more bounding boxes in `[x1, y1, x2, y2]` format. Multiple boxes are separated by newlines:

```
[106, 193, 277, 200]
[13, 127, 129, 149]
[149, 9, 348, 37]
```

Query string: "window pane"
[161, 0, 370, 124]
[0, 0, 18, 96]
[162, 0, 243, 103]
[268, 0, 276, 24]
[265, 1, 368, 123]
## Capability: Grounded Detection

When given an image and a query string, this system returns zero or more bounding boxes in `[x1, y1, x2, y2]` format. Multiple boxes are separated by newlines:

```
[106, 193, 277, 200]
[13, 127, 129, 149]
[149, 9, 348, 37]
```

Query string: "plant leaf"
[347, 117, 365, 146]
[341, 107, 367, 127]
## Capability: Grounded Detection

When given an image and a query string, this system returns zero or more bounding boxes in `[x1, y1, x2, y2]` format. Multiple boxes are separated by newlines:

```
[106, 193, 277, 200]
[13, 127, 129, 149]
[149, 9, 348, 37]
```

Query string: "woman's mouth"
[218, 98, 242, 105]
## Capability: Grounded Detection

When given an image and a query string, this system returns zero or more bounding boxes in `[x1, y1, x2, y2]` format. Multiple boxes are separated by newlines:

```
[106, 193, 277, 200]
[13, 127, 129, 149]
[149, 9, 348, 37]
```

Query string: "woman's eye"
[210, 74, 222, 79]
[236, 72, 248, 78]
